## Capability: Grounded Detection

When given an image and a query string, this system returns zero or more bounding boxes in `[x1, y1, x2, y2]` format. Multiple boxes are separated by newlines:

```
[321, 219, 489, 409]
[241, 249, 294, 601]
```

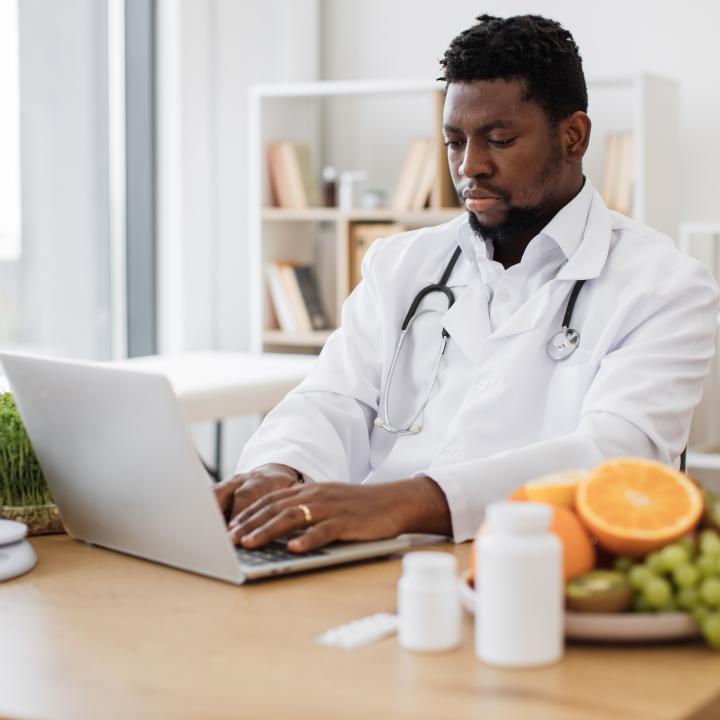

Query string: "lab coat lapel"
[441, 275, 492, 362]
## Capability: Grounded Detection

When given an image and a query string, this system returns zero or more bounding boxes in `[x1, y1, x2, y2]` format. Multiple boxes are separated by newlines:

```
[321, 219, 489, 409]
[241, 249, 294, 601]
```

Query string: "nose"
[458, 139, 494, 179]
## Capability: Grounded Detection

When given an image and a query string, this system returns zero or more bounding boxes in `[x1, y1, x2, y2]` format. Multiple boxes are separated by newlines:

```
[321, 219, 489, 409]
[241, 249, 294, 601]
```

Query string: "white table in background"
[117, 351, 317, 477]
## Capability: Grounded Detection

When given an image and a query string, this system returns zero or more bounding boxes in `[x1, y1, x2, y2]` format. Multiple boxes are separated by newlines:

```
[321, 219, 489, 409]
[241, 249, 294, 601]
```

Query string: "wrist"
[385, 476, 453, 537]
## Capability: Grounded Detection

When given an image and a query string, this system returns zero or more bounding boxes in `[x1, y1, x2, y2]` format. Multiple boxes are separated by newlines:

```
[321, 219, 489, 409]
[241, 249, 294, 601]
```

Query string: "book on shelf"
[349, 223, 407, 289]
[601, 132, 633, 216]
[265, 261, 330, 333]
[267, 142, 313, 208]
[391, 137, 433, 211]
[294, 266, 331, 330]
[431, 88, 459, 208]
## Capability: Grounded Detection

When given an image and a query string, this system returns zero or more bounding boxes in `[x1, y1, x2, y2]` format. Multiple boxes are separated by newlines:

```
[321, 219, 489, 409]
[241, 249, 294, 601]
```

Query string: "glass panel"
[0, 0, 112, 362]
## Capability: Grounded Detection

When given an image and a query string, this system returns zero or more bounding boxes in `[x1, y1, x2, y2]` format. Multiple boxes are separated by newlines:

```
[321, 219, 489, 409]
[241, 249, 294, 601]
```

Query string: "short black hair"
[439, 14, 588, 124]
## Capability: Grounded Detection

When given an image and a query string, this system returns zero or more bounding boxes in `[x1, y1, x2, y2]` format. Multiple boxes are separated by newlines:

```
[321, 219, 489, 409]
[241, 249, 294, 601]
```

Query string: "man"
[215, 14, 718, 553]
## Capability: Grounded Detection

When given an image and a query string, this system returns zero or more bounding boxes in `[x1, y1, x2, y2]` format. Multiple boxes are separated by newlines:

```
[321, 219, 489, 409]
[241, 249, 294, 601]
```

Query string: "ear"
[561, 111, 591, 163]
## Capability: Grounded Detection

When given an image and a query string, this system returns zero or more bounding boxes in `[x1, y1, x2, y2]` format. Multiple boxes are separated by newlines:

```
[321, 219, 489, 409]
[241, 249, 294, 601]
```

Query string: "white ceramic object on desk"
[0, 519, 37, 581]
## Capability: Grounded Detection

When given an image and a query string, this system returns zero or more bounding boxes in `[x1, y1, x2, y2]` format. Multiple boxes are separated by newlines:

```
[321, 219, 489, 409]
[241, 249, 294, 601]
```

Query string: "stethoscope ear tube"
[401, 284, 455, 331]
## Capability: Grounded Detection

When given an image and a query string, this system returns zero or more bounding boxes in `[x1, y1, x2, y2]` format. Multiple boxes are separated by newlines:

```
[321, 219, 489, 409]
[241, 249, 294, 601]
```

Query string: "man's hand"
[213, 463, 302, 522]
[226, 476, 452, 553]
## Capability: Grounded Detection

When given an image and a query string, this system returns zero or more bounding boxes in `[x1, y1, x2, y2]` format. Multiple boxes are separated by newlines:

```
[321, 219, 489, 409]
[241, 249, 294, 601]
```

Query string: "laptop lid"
[1, 352, 245, 584]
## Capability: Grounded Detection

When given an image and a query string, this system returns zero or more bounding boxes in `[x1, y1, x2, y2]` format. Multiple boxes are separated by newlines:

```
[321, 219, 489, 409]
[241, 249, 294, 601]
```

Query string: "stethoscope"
[374, 245, 586, 435]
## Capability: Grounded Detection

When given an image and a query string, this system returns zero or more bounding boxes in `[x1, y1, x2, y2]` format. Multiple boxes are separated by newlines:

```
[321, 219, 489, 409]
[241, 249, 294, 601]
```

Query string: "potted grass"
[0, 392, 64, 534]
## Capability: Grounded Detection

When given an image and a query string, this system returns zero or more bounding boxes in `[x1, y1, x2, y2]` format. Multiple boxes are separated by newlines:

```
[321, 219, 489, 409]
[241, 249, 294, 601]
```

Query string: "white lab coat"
[238, 186, 719, 541]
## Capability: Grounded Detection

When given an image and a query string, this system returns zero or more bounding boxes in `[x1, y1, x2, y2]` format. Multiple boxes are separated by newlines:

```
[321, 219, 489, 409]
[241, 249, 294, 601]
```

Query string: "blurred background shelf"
[262, 329, 333, 348]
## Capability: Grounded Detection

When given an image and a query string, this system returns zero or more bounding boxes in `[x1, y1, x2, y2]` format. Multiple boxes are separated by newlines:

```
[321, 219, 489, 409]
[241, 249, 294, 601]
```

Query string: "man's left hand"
[227, 476, 452, 553]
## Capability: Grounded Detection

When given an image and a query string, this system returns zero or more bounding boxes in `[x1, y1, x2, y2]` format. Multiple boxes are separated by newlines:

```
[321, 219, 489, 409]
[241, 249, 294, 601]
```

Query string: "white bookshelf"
[248, 74, 679, 354]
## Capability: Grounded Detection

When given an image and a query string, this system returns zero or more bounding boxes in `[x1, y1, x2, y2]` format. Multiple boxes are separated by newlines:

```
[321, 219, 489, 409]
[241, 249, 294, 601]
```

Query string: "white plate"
[459, 570, 701, 642]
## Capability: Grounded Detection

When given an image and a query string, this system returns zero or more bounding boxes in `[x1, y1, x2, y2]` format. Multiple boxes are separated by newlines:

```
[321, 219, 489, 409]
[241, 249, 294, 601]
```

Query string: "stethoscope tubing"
[375, 243, 584, 435]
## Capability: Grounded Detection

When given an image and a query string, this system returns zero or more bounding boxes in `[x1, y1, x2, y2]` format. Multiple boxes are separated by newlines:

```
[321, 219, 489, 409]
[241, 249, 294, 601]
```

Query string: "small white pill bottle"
[475, 501, 564, 667]
[397, 552, 461, 652]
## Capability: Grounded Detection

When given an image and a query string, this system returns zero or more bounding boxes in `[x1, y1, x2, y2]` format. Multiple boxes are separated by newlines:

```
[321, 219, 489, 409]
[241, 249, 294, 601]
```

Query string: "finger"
[231, 505, 310, 548]
[228, 486, 304, 529]
[287, 519, 344, 553]
[213, 476, 246, 517]
[228, 474, 300, 519]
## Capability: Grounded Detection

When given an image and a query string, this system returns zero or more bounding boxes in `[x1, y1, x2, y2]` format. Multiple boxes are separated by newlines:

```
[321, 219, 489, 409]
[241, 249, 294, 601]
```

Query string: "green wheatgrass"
[0, 392, 52, 508]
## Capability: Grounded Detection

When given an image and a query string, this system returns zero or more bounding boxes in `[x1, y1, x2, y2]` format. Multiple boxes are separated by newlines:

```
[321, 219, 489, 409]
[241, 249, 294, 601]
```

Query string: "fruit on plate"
[522, 470, 587, 509]
[576, 458, 704, 556]
[566, 570, 633, 612]
[551, 505, 596, 580]
[613, 529, 720, 650]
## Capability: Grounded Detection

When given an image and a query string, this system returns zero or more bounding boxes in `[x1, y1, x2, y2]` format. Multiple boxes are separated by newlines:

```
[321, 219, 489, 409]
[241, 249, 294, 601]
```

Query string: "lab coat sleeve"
[235, 240, 387, 484]
[423, 259, 720, 542]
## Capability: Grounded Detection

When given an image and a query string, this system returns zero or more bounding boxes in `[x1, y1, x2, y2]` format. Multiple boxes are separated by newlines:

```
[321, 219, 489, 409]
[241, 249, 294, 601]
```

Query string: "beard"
[466, 138, 564, 246]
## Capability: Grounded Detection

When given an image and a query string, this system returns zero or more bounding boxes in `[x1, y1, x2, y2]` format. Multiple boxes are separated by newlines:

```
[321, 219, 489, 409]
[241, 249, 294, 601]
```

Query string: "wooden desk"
[2, 537, 720, 720]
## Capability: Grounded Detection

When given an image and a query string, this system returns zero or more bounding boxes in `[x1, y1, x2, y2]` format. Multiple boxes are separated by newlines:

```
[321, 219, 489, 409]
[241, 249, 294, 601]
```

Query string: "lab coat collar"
[555, 187, 612, 281]
[443, 184, 613, 356]
[455, 179, 610, 282]
[540, 177, 594, 261]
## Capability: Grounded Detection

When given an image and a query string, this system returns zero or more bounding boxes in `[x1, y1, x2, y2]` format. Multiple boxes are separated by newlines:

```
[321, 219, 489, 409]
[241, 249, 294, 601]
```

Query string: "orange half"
[576, 458, 704, 557]
[523, 470, 588, 509]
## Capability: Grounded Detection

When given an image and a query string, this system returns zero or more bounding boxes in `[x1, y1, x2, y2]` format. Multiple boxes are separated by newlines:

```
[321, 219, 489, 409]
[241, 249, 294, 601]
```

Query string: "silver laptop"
[0, 352, 412, 584]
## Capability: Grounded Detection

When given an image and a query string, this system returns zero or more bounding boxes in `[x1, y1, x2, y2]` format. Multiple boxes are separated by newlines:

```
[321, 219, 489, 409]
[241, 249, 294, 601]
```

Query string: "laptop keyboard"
[235, 541, 326, 566]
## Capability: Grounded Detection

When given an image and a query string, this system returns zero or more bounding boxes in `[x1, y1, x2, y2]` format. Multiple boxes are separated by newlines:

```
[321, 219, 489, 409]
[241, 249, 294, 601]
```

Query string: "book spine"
[279, 263, 313, 332]
[265, 262, 298, 332]
[294, 266, 330, 330]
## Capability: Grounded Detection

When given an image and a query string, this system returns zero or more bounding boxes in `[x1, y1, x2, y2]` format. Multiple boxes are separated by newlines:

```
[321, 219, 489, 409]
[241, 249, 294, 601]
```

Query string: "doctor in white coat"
[215, 14, 718, 553]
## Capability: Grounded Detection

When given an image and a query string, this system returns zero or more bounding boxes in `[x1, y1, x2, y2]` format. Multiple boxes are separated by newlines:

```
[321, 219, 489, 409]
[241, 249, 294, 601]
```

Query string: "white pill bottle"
[397, 552, 461, 652]
[475, 501, 564, 667]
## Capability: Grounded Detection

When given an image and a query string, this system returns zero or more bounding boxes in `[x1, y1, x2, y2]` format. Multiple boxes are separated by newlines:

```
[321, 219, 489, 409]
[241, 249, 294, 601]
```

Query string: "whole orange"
[550, 504, 597, 580]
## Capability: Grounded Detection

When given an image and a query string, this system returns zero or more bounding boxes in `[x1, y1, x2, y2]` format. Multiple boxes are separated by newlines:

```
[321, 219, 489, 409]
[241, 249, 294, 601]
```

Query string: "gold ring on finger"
[297, 503, 313, 526]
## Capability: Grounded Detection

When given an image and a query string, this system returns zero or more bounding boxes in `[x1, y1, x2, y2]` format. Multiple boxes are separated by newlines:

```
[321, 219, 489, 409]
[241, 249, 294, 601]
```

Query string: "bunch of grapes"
[613, 528, 720, 650]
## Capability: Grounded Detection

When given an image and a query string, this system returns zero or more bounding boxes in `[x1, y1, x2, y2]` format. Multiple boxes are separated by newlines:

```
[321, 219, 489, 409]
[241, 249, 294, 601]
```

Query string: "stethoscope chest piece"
[546, 327, 580, 361]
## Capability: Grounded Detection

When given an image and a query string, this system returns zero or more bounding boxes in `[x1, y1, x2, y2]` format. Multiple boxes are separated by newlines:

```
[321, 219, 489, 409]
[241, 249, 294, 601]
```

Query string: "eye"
[488, 137, 516, 147]
[443, 139, 465, 150]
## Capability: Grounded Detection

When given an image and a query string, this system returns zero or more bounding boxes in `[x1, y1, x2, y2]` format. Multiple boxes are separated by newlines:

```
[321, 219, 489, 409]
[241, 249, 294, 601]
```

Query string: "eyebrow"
[443, 120, 518, 134]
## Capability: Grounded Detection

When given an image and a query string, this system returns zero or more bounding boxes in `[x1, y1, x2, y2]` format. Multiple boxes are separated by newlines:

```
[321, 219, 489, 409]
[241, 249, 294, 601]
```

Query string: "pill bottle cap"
[484, 501, 552, 535]
[401, 551, 457, 584]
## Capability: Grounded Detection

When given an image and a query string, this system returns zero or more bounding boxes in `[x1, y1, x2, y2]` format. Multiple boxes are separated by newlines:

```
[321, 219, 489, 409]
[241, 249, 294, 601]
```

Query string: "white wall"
[157, 0, 319, 356]
[320, 0, 720, 225]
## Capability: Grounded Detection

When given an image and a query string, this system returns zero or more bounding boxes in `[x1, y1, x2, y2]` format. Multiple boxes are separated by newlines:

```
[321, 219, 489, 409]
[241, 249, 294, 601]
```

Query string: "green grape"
[613, 556, 634, 573]
[697, 555, 717, 578]
[699, 529, 720, 557]
[692, 604, 710, 626]
[678, 535, 697, 558]
[628, 564, 655, 590]
[699, 577, 720, 607]
[657, 599, 679, 613]
[633, 594, 653, 613]
[676, 586, 700, 611]
[643, 577, 673, 609]
[646, 552, 666, 574]
[673, 563, 701, 588]
[659, 543, 690, 572]
[702, 612, 720, 650]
